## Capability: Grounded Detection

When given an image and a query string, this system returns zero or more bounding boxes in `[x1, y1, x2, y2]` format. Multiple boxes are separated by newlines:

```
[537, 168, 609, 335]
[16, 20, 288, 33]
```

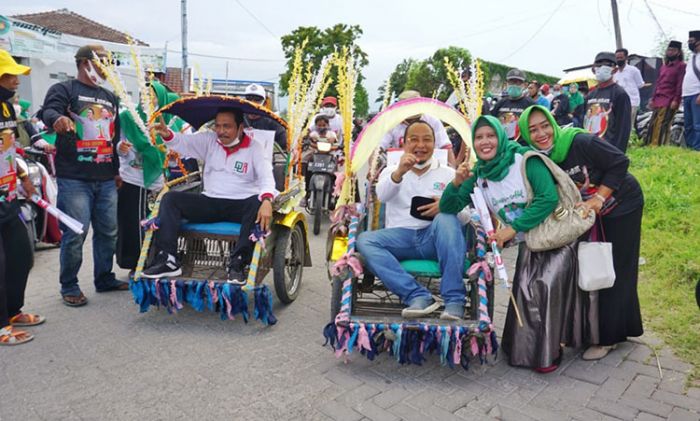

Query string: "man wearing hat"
[613, 48, 645, 126]
[0, 49, 43, 345]
[583, 52, 632, 153]
[645, 41, 686, 146]
[39, 44, 126, 307]
[490, 68, 535, 143]
[243, 83, 287, 151]
[682, 30, 700, 151]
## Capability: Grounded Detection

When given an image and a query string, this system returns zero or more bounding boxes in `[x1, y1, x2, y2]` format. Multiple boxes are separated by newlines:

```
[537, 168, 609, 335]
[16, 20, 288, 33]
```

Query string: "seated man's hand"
[257, 199, 273, 232]
[392, 152, 416, 182]
[418, 196, 441, 218]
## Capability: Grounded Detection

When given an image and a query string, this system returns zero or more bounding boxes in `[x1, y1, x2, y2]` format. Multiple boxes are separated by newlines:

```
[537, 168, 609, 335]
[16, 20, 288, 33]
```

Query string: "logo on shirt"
[433, 182, 446, 191]
[234, 161, 249, 174]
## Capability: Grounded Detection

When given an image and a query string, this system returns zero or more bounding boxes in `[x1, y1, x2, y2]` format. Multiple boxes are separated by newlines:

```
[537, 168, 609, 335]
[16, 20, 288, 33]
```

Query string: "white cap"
[244, 83, 266, 99]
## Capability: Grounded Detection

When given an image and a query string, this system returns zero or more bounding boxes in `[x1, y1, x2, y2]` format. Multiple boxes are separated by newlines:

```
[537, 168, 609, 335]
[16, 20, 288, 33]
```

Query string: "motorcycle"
[306, 137, 339, 235]
[635, 107, 685, 147]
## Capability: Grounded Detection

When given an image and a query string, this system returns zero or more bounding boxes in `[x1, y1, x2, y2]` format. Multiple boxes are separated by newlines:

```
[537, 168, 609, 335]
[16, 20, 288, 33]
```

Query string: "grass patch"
[628, 146, 700, 382]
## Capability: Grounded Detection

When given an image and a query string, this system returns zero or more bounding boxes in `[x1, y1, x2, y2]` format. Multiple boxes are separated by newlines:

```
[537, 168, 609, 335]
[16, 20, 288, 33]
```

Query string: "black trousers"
[598, 206, 644, 345]
[154, 192, 261, 271]
[116, 182, 149, 271]
[0, 214, 33, 327]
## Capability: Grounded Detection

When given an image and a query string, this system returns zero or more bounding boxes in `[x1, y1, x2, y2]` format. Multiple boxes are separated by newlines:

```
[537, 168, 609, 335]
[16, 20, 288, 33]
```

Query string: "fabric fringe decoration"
[321, 321, 498, 370]
[130, 278, 261, 324]
[140, 216, 160, 231]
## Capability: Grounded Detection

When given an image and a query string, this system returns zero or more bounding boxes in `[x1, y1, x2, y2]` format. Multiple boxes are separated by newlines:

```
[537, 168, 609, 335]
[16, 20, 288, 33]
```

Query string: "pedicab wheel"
[273, 223, 305, 304]
[313, 192, 323, 235]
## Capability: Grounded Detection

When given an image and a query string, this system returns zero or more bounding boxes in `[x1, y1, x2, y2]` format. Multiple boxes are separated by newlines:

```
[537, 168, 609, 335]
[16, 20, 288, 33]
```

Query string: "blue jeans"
[357, 213, 467, 306]
[683, 94, 700, 150]
[57, 178, 118, 296]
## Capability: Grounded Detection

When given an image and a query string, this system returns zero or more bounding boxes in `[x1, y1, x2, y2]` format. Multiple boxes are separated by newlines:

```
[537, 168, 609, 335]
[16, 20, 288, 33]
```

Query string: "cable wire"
[234, 0, 279, 40]
[499, 0, 569, 61]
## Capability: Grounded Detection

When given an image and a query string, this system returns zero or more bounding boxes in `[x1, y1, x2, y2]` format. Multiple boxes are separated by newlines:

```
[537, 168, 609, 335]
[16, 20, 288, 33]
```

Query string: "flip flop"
[0, 326, 34, 346]
[62, 293, 88, 307]
[9, 313, 46, 327]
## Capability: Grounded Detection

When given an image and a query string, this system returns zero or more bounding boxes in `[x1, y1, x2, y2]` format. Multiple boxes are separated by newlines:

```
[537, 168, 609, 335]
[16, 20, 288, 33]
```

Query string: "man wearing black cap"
[39, 44, 125, 307]
[645, 41, 686, 146]
[490, 68, 535, 143]
[583, 52, 632, 153]
[682, 30, 700, 151]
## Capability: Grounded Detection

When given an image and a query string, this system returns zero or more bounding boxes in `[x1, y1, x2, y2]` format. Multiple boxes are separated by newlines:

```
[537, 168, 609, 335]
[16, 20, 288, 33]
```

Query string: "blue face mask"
[563, 86, 570, 93]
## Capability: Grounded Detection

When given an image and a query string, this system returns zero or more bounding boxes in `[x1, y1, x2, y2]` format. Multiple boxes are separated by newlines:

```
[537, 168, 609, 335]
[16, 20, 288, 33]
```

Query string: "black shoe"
[226, 267, 246, 285]
[142, 252, 182, 279]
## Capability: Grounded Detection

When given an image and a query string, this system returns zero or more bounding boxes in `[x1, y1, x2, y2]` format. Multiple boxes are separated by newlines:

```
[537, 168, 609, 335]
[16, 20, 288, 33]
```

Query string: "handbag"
[578, 241, 616, 291]
[520, 151, 595, 251]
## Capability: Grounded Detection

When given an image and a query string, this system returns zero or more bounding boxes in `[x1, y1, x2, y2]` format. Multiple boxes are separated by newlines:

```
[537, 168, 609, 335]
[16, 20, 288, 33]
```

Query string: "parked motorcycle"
[16, 148, 61, 248]
[635, 107, 685, 147]
[306, 137, 339, 235]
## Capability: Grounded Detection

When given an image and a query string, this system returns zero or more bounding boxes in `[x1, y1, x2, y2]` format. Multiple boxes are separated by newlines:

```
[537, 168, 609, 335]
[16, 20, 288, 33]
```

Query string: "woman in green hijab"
[116, 81, 182, 276]
[441, 115, 594, 372]
[567, 82, 585, 127]
[519, 105, 644, 361]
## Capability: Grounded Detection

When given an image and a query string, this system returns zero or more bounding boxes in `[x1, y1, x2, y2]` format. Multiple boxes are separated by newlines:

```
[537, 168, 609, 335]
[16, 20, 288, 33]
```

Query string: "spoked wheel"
[313, 191, 323, 235]
[273, 224, 305, 304]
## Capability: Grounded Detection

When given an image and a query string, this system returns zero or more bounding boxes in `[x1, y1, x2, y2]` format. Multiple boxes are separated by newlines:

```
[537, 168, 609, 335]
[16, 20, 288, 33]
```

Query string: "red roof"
[11, 9, 148, 46]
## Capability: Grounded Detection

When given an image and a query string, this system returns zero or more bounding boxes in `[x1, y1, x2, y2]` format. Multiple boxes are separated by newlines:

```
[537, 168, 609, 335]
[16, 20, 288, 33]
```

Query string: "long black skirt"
[598, 207, 644, 345]
[116, 181, 150, 271]
[502, 241, 599, 369]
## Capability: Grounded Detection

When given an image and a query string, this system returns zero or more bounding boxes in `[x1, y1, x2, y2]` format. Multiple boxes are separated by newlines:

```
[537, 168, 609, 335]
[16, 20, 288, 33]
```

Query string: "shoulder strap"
[692, 54, 700, 82]
[520, 150, 582, 207]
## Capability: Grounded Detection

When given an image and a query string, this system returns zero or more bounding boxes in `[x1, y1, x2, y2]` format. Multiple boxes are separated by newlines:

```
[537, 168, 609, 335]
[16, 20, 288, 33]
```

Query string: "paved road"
[2, 218, 699, 421]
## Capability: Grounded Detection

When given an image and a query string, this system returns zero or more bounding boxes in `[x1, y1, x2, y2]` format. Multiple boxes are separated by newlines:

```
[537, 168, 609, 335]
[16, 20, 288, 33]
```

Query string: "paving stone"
[658, 370, 688, 394]
[372, 387, 413, 409]
[453, 405, 492, 420]
[353, 401, 400, 421]
[686, 388, 700, 399]
[635, 412, 667, 421]
[387, 403, 433, 421]
[325, 368, 365, 389]
[618, 393, 673, 417]
[655, 356, 694, 373]
[625, 344, 653, 363]
[652, 390, 700, 412]
[563, 360, 611, 385]
[623, 374, 660, 398]
[667, 407, 700, 421]
[594, 376, 632, 401]
[587, 398, 639, 420]
[487, 404, 538, 421]
[319, 401, 363, 421]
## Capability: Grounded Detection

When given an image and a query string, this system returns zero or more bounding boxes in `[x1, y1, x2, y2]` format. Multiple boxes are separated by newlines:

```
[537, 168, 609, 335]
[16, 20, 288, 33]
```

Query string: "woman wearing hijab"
[518, 105, 644, 361]
[440, 115, 596, 372]
[116, 81, 183, 278]
[567, 83, 585, 127]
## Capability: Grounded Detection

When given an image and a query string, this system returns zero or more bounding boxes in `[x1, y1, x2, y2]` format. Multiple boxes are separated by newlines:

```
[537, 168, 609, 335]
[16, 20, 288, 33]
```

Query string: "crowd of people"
[1, 30, 698, 380]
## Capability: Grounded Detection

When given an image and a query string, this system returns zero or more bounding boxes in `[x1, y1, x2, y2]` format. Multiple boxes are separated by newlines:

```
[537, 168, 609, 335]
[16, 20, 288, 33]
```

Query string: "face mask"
[552, 90, 561, 97]
[594, 66, 614, 82]
[85, 61, 106, 86]
[689, 41, 697, 51]
[616, 59, 626, 67]
[219, 128, 242, 147]
[666, 54, 678, 61]
[322, 107, 336, 117]
[563, 86, 570, 93]
[506, 85, 523, 99]
[413, 158, 432, 170]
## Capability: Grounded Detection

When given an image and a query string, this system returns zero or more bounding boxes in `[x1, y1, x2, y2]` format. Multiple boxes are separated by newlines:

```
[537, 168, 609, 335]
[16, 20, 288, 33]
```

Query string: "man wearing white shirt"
[613, 48, 645, 125]
[142, 108, 276, 282]
[683, 30, 700, 151]
[357, 120, 467, 321]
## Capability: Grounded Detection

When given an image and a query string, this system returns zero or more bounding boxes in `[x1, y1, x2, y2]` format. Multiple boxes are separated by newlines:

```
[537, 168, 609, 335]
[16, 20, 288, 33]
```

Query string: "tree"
[279, 24, 370, 116]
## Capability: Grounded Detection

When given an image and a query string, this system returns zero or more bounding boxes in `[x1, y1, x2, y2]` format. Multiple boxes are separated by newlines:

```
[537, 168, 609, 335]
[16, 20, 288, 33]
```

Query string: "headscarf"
[119, 81, 183, 188]
[472, 115, 530, 182]
[518, 105, 586, 163]
[568, 82, 584, 111]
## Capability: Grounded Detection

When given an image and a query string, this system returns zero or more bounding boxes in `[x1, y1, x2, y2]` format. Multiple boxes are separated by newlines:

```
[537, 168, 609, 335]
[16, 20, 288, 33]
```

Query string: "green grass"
[628, 146, 700, 382]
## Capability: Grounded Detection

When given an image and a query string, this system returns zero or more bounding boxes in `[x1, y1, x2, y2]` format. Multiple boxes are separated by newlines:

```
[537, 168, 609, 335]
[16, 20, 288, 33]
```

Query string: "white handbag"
[578, 241, 616, 291]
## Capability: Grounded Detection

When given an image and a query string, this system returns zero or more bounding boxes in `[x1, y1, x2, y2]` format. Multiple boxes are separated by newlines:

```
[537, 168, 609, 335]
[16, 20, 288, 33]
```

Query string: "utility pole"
[181, 0, 189, 93]
[610, 0, 623, 49]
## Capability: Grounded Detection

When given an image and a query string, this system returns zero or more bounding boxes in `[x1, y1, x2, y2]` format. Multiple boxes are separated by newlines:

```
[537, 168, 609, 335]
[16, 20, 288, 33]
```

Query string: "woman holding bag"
[440, 115, 597, 372]
[518, 105, 644, 360]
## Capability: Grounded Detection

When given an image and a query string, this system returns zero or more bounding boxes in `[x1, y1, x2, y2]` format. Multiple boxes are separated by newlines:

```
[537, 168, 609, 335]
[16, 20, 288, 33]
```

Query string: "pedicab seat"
[399, 259, 471, 278]
[181, 221, 241, 237]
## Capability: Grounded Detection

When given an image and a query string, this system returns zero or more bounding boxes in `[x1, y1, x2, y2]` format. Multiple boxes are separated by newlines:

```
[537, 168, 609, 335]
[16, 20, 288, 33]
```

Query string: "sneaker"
[141, 252, 182, 279]
[226, 267, 246, 285]
[401, 297, 441, 318]
[439, 304, 464, 321]
[582, 344, 617, 361]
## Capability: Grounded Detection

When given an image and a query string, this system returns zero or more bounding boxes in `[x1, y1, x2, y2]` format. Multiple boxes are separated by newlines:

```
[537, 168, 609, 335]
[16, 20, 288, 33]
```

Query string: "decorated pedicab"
[126, 95, 311, 324]
[323, 57, 508, 368]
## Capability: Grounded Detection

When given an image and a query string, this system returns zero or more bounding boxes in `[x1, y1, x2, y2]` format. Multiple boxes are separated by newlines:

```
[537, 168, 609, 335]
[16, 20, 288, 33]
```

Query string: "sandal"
[62, 292, 88, 307]
[0, 326, 34, 346]
[9, 313, 46, 327]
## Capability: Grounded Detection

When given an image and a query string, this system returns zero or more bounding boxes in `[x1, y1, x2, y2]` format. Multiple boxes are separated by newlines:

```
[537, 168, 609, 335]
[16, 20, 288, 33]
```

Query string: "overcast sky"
[6, 0, 699, 108]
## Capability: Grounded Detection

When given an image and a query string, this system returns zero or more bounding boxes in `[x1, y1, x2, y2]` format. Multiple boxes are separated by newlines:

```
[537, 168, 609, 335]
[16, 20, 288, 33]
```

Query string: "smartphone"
[410, 196, 436, 221]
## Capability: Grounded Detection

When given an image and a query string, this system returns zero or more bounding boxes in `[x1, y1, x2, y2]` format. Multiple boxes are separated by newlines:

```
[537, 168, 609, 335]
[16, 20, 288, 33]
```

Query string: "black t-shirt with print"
[551, 94, 572, 126]
[583, 83, 631, 153]
[40, 80, 120, 181]
[558, 133, 643, 218]
[490, 96, 535, 141]
[0, 90, 19, 223]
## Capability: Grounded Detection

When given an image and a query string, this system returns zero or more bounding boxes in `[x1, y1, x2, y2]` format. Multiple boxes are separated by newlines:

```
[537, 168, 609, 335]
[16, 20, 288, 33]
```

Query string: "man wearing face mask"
[550, 83, 572, 126]
[613, 48, 645, 126]
[491, 68, 535, 142]
[243, 83, 287, 151]
[645, 41, 686, 146]
[39, 44, 125, 307]
[584, 52, 632, 153]
[682, 30, 700, 151]
[143, 108, 276, 283]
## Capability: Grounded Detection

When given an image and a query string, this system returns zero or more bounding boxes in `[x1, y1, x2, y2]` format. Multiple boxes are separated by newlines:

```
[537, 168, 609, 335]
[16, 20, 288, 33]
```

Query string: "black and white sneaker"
[226, 267, 246, 285]
[142, 252, 182, 279]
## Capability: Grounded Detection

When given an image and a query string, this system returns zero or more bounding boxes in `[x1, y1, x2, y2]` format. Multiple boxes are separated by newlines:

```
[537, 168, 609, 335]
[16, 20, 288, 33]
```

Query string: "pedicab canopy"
[152, 95, 288, 130]
[350, 97, 474, 173]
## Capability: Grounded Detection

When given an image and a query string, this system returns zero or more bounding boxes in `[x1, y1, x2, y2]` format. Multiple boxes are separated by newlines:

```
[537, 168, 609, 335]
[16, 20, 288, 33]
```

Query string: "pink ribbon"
[453, 330, 462, 365]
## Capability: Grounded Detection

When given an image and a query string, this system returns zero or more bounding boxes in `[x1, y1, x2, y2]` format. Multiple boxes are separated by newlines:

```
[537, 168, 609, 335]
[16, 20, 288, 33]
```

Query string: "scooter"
[306, 137, 339, 235]
[16, 148, 61, 248]
[635, 107, 685, 147]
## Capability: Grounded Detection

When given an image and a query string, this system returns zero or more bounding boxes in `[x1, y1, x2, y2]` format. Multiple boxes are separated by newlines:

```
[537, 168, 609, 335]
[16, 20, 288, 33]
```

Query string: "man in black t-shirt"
[491, 68, 535, 142]
[39, 44, 127, 307]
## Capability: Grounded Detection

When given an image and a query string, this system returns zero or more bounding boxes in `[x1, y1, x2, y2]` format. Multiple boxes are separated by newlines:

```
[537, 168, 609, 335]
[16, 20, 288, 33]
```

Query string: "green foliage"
[354, 84, 369, 117]
[629, 146, 700, 381]
[279, 24, 370, 116]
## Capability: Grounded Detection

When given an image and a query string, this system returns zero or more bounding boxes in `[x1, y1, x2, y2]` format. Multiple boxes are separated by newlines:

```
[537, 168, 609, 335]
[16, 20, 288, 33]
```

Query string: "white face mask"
[85, 61, 106, 86]
[594, 65, 614, 82]
[552, 90, 561, 97]
[218, 127, 242, 147]
[322, 106, 336, 118]
[413, 158, 432, 170]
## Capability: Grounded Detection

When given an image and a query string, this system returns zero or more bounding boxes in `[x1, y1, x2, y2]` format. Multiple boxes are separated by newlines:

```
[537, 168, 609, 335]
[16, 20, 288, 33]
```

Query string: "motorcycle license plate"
[310, 161, 332, 171]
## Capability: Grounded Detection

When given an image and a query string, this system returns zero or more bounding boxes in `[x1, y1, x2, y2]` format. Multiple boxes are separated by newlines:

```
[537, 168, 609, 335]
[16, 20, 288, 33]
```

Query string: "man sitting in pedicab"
[142, 108, 276, 283]
[356, 120, 469, 321]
